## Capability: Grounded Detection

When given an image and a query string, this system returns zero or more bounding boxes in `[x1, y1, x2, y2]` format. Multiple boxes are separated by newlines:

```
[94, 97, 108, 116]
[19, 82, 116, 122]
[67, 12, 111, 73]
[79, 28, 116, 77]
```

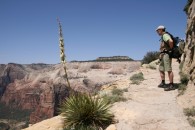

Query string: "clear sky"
[0, 0, 187, 64]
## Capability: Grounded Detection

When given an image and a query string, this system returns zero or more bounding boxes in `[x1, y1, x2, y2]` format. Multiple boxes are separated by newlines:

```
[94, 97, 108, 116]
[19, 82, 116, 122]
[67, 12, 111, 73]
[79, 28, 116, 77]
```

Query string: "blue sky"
[0, 0, 187, 64]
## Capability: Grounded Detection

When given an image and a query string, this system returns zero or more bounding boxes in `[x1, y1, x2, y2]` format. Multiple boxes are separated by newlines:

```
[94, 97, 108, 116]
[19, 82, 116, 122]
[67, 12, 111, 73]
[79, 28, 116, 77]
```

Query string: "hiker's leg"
[164, 55, 175, 91]
[168, 71, 174, 83]
[160, 71, 165, 81]
[158, 55, 165, 87]
[164, 71, 175, 91]
[164, 54, 172, 75]
[158, 71, 165, 87]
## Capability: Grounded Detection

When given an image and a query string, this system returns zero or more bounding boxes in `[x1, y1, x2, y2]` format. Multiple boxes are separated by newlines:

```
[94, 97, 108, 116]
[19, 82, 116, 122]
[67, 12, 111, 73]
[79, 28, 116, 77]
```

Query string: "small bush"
[187, 117, 195, 127]
[130, 72, 144, 85]
[141, 51, 160, 65]
[179, 61, 184, 72]
[111, 88, 123, 96]
[90, 64, 103, 69]
[177, 63, 189, 96]
[59, 93, 114, 130]
[177, 84, 187, 96]
[108, 67, 124, 75]
[123, 88, 128, 92]
[184, 106, 195, 127]
[184, 107, 195, 117]
[102, 94, 127, 104]
[131, 80, 140, 85]
[102, 88, 128, 104]
[180, 73, 189, 85]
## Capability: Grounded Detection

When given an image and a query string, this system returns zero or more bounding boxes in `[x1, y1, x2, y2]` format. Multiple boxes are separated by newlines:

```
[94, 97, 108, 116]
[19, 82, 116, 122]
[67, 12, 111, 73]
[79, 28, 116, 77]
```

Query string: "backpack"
[162, 32, 185, 63]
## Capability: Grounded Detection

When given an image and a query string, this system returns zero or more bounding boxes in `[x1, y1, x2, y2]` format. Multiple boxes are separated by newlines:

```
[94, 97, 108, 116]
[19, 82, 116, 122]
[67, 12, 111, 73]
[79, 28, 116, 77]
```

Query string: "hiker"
[156, 25, 175, 91]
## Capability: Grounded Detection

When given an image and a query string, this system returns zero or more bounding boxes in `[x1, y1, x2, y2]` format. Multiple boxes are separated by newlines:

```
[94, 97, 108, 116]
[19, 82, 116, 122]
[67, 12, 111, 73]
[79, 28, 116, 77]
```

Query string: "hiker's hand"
[168, 49, 173, 54]
[159, 53, 164, 60]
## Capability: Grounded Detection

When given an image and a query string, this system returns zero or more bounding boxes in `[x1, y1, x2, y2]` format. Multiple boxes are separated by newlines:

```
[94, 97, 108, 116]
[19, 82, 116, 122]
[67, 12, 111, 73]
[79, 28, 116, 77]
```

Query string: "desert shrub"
[177, 61, 189, 96]
[102, 88, 128, 104]
[130, 72, 144, 85]
[179, 61, 184, 72]
[91, 63, 112, 70]
[187, 117, 195, 127]
[123, 88, 128, 92]
[59, 93, 114, 130]
[142, 51, 160, 65]
[184, 106, 195, 127]
[177, 84, 187, 96]
[111, 88, 123, 96]
[177, 73, 189, 96]
[90, 63, 104, 69]
[78, 66, 91, 73]
[184, 107, 195, 117]
[111, 88, 128, 96]
[180, 73, 189, 85]
[102, 94, 127, 104]
[108, 67, 124, 75]
[177, 72, 189, 96]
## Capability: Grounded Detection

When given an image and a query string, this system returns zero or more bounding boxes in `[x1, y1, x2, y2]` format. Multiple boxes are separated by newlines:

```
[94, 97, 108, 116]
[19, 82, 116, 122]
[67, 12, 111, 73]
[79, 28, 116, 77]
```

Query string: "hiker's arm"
[168, 39, 174, 49]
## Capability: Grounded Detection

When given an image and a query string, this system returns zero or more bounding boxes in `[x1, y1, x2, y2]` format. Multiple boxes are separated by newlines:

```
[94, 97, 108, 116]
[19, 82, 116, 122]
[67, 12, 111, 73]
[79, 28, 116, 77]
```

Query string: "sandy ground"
[109, 60, 194, 130]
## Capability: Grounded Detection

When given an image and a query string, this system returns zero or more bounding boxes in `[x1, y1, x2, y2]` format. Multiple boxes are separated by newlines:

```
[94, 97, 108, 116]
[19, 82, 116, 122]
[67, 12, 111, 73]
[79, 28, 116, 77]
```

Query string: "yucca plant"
[59, 93, 114, 130]
[57, 19, 114, 130]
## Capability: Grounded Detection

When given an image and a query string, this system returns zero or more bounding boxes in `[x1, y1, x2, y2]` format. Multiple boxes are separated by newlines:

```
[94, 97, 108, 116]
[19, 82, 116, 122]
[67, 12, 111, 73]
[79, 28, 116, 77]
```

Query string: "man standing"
[156, 25, 175, 91]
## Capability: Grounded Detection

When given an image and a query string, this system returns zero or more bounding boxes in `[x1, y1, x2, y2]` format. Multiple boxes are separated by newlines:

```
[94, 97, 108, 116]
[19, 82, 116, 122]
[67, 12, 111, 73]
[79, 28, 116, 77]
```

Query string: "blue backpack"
[162, 32, 185, 63]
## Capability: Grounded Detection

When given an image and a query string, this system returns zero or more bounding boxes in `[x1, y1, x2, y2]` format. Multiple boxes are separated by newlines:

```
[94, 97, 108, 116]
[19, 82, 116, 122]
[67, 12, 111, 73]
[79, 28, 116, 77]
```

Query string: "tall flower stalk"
[57, 18, 71, 89]
[57, 19, 115, 130]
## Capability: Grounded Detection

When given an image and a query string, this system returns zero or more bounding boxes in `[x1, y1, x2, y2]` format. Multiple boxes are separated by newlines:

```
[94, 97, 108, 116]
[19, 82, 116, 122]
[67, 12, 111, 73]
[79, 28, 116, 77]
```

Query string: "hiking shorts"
[159, 54, 172, 72]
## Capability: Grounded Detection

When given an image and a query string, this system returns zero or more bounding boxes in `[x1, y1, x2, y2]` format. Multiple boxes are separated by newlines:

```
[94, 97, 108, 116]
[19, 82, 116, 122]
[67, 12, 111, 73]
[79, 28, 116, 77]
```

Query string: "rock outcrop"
[183, 0, 195, 84]
[0, 63, 27, 96]
[178, 0, 195, 108]
[22, 115, 64, 130]
[0, 63, 69, 124]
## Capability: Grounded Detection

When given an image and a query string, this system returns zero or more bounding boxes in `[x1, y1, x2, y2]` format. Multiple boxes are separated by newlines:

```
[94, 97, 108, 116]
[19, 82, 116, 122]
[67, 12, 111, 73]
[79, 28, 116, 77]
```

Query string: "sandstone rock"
[22, 115, 64, 130]
[183, 0, 195, 85]
[105, 124, 117, 130]
[0, 63, 27, 96]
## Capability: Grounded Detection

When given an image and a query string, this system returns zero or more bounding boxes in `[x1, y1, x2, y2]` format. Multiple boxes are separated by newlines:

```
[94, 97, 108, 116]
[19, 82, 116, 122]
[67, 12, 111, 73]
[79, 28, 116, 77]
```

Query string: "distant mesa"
[71, 56, 134, 62]
[96, 56, 133, 61]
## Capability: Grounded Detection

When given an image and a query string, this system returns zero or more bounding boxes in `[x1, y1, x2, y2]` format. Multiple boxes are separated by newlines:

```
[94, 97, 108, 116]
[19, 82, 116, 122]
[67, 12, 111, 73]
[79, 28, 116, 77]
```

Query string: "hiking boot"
[158, 82, 166, 88]
[164, 83, 175, 91]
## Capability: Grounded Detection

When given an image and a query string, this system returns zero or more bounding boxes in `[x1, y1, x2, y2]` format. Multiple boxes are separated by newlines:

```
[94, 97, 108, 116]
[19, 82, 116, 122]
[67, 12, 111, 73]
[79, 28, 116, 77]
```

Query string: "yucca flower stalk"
[57, 18, 71, 89]
[57, 19, 114, 130]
